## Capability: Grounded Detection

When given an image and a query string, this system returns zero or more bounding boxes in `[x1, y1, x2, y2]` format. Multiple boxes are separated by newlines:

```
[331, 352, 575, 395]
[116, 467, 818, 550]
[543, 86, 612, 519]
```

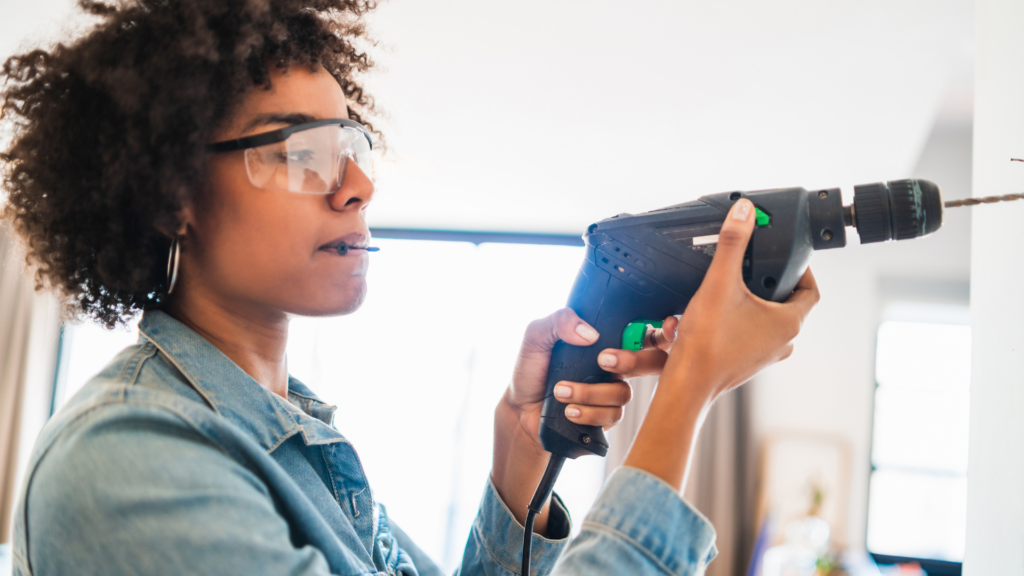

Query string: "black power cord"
[522, 455, 566, 576]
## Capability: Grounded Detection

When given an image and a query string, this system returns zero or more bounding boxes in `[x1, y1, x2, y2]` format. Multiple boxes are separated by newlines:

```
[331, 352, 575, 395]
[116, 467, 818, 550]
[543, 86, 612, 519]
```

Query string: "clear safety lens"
[243, 125, 372, 194]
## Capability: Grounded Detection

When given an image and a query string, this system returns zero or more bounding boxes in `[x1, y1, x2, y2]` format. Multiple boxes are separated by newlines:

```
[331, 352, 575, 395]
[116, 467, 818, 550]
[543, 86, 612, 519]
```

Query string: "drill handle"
[539, 341, 612, 459]
[538, 256, 686, 459]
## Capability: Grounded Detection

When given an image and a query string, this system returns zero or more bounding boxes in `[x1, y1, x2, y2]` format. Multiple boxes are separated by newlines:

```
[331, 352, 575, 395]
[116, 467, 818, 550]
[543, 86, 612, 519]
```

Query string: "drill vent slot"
[594, 241, 658, 295]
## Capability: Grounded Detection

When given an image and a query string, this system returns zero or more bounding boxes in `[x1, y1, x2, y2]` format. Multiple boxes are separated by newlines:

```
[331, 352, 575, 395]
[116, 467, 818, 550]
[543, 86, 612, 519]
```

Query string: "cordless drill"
[521, 179, 946, 574]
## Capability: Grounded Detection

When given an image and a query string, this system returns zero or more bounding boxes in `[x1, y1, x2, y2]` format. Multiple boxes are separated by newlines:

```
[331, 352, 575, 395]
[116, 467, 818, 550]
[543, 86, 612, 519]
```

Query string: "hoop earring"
[166, 236, 182, 295]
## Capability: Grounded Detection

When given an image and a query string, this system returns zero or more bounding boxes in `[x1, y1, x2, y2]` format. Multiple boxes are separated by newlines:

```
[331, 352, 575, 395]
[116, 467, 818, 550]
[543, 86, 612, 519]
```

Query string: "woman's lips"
[318, 232, 370, 253]
[316, 244, 370, 276]
[317, 245, 371, 263]
[316, 232, 370, 276]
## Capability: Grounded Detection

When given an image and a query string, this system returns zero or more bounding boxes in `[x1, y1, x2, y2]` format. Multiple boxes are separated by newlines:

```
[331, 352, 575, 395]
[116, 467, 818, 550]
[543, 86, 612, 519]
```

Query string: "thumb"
[521, 308, 600, 354]
[706, 198, 755, 284]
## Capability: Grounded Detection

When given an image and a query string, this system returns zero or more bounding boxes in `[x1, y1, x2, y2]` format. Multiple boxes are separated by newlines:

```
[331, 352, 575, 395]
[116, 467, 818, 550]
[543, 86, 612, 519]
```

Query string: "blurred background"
[0, 1, 985, 575]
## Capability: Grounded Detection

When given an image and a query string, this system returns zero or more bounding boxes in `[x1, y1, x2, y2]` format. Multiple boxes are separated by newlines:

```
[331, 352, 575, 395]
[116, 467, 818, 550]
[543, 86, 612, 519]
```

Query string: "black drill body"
[538, 179, 938, 459]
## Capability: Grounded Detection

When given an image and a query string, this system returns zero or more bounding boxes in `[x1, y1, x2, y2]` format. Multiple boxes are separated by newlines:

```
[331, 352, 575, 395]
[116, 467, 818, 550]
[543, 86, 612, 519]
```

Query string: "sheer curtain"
[0, 225, 59, 543]
[684, 387, 756, 576]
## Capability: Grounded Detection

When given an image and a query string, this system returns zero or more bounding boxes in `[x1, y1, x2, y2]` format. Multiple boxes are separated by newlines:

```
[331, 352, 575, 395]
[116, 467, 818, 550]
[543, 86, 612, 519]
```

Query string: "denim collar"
[138, 310, 341, 451]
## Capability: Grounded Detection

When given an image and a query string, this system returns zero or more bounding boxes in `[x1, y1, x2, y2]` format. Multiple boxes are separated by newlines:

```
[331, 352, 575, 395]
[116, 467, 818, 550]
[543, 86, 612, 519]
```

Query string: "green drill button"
[622, 320, 663, 351]
[755, 207, 770, 226]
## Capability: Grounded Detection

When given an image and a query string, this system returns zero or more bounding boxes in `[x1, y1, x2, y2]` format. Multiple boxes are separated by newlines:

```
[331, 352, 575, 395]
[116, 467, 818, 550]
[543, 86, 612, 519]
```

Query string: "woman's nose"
[328, 157, 374, 212]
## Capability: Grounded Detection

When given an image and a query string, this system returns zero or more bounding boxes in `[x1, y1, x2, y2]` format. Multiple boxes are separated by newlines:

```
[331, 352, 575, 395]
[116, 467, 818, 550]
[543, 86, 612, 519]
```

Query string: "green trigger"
[755, 207, 770, 226]
[622, 320, 663, 351]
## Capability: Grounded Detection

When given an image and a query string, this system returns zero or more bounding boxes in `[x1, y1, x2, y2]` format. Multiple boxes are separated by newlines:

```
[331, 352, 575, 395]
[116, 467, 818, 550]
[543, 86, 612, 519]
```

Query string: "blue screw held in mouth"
[336, 242, 380, 255]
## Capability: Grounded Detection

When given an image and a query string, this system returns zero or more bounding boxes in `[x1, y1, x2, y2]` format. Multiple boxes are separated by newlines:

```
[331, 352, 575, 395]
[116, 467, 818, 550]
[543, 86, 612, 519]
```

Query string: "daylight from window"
[866, 307, 971, 563]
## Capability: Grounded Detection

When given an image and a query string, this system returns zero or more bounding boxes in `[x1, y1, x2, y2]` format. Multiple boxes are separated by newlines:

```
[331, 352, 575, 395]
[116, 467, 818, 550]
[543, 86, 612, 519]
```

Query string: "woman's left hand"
[503, 307, 679, 444]
[491, 308, 678, 532]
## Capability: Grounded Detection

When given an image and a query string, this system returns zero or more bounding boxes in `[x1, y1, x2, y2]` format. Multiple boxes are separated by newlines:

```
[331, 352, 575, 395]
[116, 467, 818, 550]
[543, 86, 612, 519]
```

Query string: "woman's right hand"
[663, 197, 820, 403]
[623, 198, 820, 491]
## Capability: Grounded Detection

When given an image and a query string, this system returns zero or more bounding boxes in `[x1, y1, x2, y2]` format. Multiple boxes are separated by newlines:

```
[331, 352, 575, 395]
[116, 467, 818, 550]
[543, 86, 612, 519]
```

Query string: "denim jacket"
[12, 310, 717, 576]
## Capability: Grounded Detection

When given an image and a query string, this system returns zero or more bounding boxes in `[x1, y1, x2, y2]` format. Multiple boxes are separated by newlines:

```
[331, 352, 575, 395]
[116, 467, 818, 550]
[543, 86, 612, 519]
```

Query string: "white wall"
[964, 0, 1024, 572]
[749, 114, 973, 551]
[364, 0, 972, 234]
[0, 0, 78, 60]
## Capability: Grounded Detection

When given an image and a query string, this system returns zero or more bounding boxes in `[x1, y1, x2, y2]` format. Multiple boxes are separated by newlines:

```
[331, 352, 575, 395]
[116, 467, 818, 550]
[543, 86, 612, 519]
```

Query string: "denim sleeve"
[552, 467, 718, 575]
[458, 478, 572, 575]
[20, 405, 337, 576]
[460, 467, 716, 576]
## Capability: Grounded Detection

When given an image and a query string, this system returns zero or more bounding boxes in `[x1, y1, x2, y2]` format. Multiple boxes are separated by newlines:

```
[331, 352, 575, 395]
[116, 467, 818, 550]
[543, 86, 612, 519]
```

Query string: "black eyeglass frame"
[205, 118, 373, 153]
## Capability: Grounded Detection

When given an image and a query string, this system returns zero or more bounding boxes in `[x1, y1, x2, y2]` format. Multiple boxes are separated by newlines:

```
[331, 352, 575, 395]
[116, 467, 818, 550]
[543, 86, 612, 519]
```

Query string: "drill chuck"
[847, 179, 943, 244]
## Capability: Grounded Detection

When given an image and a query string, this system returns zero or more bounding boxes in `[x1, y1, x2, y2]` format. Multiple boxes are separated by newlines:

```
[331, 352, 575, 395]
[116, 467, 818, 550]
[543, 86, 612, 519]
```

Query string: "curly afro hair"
[1, 0, 380, 328]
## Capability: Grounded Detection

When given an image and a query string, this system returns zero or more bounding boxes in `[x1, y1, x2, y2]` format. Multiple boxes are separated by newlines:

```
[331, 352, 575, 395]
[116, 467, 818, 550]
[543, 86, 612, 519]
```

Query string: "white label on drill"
[692, 234, 720, 246]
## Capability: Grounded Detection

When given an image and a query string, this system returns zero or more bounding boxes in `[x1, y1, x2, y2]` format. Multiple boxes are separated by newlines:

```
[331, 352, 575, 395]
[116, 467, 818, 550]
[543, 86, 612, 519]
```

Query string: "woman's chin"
[288, 277, 368, 318]
[334, 281, 368, 315]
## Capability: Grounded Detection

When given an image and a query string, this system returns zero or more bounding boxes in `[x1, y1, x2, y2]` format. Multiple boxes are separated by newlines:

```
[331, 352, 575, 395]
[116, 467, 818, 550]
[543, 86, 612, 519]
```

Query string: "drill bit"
[944, 158, 1024, 208]
[945, 193, 1024, 208]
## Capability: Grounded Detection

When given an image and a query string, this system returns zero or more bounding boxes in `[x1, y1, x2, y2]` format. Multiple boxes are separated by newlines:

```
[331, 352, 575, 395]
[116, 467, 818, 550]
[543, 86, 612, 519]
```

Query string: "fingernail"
[598, 353, 617, 368]
[554, 385, 572, 398]
[733, 199, 752, 221]
[565, 407, 581, 418]
[575, 323, 599, 342]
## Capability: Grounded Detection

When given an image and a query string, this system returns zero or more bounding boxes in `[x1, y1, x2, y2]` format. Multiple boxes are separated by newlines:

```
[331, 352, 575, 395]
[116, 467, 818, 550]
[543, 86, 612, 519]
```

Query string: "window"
[55, 237, 605, 572]
[54, 318, 140, 408]
[866, 302, 970, 570]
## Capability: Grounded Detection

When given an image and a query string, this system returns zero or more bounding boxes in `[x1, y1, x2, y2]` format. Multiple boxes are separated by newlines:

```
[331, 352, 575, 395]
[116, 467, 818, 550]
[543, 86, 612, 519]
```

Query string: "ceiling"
[1, 0, 974, 234]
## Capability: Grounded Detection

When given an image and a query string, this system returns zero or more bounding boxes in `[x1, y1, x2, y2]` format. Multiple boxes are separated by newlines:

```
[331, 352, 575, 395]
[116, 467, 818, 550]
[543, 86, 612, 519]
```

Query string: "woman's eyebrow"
[241, 112, 317, 134]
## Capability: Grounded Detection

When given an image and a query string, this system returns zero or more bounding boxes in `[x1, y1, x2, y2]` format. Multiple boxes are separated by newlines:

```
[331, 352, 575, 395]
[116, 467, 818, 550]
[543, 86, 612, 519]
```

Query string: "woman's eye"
[286, 149, 315, 163]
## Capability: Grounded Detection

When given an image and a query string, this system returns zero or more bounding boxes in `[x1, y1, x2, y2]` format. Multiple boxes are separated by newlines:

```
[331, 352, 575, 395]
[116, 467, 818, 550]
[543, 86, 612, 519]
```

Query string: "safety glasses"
[206, 119, 373, 194]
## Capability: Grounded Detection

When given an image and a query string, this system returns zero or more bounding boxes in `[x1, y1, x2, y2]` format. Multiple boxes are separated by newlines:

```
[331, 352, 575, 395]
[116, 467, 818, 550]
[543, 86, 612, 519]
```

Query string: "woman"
[1, 1, 819, 575]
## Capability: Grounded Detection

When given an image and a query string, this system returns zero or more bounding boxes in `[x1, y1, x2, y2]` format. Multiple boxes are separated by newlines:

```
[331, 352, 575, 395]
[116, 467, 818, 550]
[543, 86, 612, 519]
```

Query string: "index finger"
[642, 316, 678, 351]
